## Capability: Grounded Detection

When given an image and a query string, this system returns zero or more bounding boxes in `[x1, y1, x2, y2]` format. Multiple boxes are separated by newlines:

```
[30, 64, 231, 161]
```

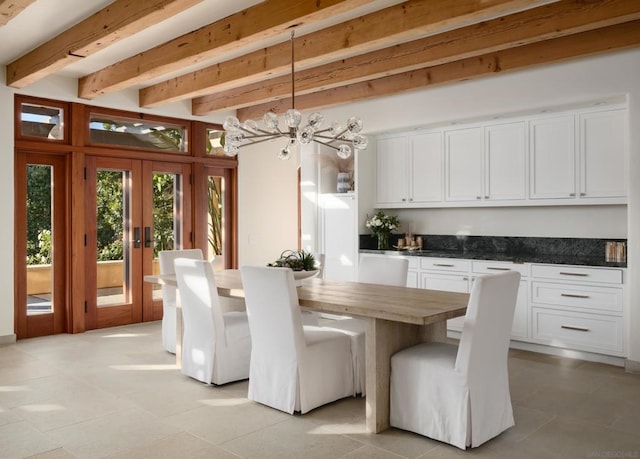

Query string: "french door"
[15, 152, 67, 339]
[84, 156, 191, 330]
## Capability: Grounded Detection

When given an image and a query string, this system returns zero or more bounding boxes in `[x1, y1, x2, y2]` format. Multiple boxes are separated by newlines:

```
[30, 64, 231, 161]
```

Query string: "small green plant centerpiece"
[268, 250, 319, 280]
[366, 210, 400, 250]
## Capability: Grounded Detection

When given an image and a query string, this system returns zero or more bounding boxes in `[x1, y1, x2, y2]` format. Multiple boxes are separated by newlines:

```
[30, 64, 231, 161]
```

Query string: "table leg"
[365, 318, 446, 433]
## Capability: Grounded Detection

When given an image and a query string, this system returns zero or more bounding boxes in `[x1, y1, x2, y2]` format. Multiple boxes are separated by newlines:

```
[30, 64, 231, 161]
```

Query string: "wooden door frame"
[14, 151, 68, 339]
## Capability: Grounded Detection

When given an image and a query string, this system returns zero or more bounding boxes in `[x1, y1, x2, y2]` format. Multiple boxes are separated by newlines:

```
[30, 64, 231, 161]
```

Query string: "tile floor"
[1, 321, 639, 459]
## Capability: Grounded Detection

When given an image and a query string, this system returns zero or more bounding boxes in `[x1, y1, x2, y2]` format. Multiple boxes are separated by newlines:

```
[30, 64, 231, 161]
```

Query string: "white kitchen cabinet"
[376, 132, 443, 206]
[529, 264, 625, 356]
[579, 109, 627, 199]
[529, 114, 576, 199]
[375, 135, 408, 205]
[445, 127, 484, 201]
[364, 253, 626, 359]
[410, 132, 443, 203]
[319, 194, 357, 281]
[485, 122, 526, 200]
[471, 261, 529, 340]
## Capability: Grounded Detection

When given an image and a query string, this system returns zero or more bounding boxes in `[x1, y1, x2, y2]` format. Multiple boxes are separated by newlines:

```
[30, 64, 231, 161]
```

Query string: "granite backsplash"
[359, 234, 628, 268]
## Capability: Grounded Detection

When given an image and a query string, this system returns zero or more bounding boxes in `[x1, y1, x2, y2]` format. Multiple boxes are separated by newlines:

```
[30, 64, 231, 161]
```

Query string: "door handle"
[133, 227, 141, 248]
[144, 226, 152, 248]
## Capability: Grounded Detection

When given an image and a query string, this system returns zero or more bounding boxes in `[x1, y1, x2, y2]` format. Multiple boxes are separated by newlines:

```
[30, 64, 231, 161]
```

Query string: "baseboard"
[446, 330, 626, 367]
[0, 334, 17, 345]
[625, 359, 640, 374]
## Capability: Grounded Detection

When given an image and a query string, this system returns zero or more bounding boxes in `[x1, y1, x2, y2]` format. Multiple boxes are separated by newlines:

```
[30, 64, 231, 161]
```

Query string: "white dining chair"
[174, 258, 251, 385]
[390, 270, 521, 450]
[158, 248, 203, 354]
[240, 265, 355, 414]
[325, 255, 409, 395]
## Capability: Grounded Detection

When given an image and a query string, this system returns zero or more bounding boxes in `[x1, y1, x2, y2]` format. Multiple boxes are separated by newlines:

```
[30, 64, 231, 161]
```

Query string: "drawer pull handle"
[433, 263, 455, 267]
[558, 272, 588, 277]
[487, 267, 510, 271]
[560, 293, 590, 299]
[561, 325, 590, 332]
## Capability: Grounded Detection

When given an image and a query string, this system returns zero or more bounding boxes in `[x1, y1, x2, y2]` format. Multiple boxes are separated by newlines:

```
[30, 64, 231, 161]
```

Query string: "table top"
[145, 269, 469, 326]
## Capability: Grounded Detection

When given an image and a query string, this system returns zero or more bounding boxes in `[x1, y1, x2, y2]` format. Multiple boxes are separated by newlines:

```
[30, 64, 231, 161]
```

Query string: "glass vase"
[377, 232, 390, 250]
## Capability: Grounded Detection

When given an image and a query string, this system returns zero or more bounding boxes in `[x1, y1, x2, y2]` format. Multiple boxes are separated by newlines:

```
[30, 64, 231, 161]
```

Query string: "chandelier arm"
[311, 138, 340, 151]
[242, 135, 282, 146]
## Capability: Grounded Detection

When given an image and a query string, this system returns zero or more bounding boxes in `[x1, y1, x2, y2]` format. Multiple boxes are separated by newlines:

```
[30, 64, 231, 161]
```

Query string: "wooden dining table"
[145, 269, 469, 433]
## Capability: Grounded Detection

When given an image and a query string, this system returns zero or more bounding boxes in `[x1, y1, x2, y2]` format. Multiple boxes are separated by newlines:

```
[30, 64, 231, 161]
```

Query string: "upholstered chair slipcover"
[390, 271, 521, 450]
[158, 249, 203, 353]
[174, 258, 251, 385]
[240, 266, 355, 414]
[326, 255, 409, 395]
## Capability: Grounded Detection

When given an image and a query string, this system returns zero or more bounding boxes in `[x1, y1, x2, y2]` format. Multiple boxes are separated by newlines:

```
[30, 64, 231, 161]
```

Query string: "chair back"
[358, 255, 409, 286]
[240, 266, 305, 409]
[158, 249, 203, 306]
[455, 271, 521, 376]
[174, 258, 226, 349]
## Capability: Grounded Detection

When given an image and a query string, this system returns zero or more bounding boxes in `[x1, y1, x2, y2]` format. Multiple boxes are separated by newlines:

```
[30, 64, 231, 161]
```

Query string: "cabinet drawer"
[421, 258, 470, 272]
[531, 281, 622, 314]
[472, 260, 528, 276]
[407, 257, 420, 269]
[531, 264, 622, 284]
[532, 307, 624, 355]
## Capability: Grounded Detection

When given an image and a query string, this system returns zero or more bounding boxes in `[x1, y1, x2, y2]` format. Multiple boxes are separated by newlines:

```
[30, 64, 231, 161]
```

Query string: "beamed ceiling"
[3, 0, 640, 122]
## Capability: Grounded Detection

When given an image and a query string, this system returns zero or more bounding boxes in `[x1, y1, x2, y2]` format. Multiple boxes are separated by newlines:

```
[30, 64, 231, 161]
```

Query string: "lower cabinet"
[529, 264, 625, 356]
[364, 253, 626, 358]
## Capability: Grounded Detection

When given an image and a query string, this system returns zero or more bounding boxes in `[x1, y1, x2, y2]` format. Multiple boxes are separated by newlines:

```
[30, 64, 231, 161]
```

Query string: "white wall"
[0, 68, 15, 342]
[237, 143, 300, 266]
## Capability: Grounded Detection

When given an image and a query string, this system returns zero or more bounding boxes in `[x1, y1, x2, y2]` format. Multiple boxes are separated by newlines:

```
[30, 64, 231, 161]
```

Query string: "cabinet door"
[422, 272, 470, 332]
[376, 136, 408, 204]
[485, 122, 526, 200]
[410, 132, 443, 203]
[580, 109, 627, 198]
[511, 279, 529, 340]
[530, 115, 576, 199]
[321, 194, 357, 281]
[445, 127, 483, 201]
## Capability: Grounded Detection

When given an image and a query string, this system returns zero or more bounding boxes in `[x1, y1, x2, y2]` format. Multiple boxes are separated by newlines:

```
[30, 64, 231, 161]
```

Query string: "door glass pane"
[207, 175, 225, 270]
[151, 172, 182, 300]
[26, 165, 53, 315]
[96, 170, 130, 307]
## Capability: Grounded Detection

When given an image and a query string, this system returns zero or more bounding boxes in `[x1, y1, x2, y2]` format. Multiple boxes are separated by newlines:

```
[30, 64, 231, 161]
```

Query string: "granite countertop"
[359, 248, 627, 268]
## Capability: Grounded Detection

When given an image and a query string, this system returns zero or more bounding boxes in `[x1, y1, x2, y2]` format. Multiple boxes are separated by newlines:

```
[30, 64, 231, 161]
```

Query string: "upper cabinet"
[529, 115, 576, 199]
[445, 127, 483, 201]
[374, 104, 627, 208]
[445, 122, 526, 202]
[376, 131, 443, 205]
[579, 109, 627, 199]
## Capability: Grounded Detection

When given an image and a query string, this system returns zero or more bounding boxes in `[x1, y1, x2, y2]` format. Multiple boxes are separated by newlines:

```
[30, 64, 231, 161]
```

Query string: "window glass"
[206, 128, 225, 156]
[21, 103, 64, 140]
[89, 113, 188, 153]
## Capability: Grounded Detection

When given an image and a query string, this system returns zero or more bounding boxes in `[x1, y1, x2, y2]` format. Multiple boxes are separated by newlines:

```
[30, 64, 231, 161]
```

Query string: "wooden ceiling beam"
[193, 0, 640, 115]
[77, 0, 375, 100]
[0, 0, 35, 26]
[141, 0, 556, 108]
[6, 0, 203, 88]
[236, 20, 640, 120]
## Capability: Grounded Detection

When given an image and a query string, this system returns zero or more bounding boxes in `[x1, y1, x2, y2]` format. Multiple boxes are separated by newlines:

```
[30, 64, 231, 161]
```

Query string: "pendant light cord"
[290, 30, 295, 110]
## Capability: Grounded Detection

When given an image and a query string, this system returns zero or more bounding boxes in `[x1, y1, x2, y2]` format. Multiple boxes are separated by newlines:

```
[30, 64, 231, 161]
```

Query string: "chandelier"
[222, 30, 368, 160]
